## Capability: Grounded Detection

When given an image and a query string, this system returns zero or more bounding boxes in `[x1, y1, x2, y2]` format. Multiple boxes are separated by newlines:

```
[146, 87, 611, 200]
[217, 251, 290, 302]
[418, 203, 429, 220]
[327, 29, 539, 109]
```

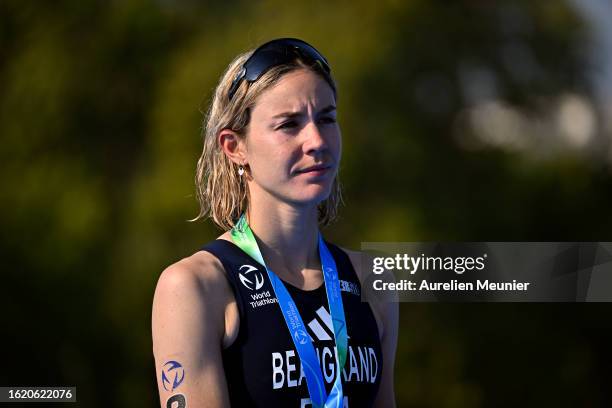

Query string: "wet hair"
[193, 48, 342, 230]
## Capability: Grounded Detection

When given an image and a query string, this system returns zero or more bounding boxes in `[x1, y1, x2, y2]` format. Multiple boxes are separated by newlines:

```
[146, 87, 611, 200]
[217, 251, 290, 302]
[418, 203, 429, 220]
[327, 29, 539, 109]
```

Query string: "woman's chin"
[290, 186, 332, 206]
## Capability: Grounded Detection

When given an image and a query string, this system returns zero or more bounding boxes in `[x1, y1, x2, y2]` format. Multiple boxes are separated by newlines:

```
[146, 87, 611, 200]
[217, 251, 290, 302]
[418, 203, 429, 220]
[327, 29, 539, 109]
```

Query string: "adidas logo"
[306, 306, 349, 342]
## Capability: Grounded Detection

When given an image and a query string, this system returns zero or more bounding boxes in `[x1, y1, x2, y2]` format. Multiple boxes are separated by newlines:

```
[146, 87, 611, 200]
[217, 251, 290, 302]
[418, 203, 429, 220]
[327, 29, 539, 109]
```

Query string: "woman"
[152, 38, 398, 408]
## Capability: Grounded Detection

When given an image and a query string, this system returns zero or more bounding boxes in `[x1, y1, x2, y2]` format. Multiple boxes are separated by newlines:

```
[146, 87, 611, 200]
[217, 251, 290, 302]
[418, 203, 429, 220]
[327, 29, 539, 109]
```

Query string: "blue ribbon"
[231, 214, 348, 408]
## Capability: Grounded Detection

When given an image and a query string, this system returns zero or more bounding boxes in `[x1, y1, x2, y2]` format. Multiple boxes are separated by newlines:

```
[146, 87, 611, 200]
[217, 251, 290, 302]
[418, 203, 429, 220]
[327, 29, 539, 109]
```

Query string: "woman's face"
[244, 69, 341, 208]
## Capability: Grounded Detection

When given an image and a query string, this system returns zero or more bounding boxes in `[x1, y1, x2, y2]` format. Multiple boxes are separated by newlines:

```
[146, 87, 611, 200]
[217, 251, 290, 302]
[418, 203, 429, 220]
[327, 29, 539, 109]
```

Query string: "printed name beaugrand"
[373, 279, 531, 291]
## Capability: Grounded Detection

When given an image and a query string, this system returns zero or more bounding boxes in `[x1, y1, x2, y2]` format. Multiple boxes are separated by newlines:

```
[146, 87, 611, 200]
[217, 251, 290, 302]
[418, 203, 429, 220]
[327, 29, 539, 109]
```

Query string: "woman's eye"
[319, 116, 337, 124]
[278, 121, 297, 130]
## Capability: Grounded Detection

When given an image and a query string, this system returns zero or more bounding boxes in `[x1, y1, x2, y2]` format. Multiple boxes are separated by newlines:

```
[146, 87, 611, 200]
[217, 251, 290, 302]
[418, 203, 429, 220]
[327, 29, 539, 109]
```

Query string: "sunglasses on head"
[227, 38, 335, 101]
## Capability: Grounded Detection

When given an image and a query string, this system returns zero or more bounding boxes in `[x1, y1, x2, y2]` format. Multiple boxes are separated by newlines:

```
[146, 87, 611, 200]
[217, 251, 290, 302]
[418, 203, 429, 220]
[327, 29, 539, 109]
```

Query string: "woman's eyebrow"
[318, 105, 336, 115]
[271, 111, 302, 120]
[271, 105, 337, 120]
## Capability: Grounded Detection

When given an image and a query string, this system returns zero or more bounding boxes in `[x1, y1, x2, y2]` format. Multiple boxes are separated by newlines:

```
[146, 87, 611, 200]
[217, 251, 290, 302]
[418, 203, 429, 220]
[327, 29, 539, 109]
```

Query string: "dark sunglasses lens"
[290, 42, 331, 72]
[245, 41, 330, 81]
[229, 39, 332, 100]
[244, 48, 295, 82]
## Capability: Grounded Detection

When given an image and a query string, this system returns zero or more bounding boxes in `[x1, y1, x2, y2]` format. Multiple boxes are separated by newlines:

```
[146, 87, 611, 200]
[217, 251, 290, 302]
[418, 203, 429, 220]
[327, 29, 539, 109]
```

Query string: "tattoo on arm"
[161, 360, 185, 392]
[161, 360, 187, 407]
[166, 394, 186, 408]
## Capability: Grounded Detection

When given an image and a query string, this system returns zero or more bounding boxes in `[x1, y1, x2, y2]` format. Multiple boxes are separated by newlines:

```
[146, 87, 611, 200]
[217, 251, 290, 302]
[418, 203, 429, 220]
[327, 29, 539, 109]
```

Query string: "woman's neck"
[246, 197, 321, 279]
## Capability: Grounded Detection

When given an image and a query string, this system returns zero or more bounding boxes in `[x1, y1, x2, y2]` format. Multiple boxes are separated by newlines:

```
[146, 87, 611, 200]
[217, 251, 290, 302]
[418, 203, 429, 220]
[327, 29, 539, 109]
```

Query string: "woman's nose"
[303, 121, 327, 155]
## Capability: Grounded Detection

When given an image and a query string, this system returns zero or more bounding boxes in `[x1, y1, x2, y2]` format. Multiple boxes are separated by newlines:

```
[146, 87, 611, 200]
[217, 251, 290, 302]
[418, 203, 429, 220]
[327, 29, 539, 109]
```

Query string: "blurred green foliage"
[1, 0, 611, 407]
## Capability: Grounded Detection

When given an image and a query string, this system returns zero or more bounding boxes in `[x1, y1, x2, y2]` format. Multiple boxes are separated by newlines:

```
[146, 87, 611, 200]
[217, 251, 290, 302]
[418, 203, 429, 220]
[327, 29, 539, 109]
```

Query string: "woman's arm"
[151, 254, 232, 408]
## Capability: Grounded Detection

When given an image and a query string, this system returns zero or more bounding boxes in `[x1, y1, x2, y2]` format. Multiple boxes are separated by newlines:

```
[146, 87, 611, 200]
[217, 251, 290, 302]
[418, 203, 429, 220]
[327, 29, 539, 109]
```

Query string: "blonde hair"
[193, 48, 343, 230]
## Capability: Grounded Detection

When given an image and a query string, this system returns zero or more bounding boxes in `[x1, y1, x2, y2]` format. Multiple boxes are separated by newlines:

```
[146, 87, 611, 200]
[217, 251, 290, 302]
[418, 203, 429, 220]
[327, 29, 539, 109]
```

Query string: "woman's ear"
[218, 129, 247, 165]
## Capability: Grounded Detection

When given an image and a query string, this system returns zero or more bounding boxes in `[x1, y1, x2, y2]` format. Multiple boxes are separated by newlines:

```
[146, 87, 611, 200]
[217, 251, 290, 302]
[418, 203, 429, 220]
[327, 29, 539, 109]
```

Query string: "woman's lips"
[295, 165, 332, 177]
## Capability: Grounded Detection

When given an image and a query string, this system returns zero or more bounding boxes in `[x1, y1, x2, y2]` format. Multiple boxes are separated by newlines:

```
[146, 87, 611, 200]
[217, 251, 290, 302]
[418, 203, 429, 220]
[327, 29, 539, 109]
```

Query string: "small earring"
[238, 165, 245, 176]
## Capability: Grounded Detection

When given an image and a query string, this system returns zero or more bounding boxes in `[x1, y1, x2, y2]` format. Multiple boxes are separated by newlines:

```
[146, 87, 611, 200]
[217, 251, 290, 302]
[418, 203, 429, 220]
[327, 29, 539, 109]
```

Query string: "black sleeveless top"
[201, 239, 382, 408]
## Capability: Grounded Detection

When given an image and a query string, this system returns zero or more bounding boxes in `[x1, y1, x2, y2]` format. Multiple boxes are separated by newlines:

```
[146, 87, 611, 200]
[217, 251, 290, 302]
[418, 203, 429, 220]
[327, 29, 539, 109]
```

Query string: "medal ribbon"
[231, 214, 348, 408]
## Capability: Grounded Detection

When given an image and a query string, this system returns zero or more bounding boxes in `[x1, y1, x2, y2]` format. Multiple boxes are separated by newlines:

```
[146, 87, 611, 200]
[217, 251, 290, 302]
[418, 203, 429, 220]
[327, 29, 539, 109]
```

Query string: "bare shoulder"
[151, 248, 232, 356]
[154, 250, 226, 297]
[338, 247, 381, 324]
[338, 246, 376, 287]
[338, 246, 365, 280]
